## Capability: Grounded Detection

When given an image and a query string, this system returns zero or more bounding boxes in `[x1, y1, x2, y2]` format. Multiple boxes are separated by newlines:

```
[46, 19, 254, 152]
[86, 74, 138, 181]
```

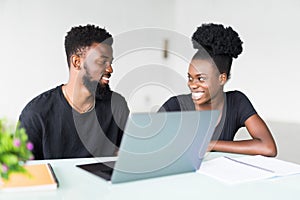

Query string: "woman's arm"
[209, 114, 277, 157]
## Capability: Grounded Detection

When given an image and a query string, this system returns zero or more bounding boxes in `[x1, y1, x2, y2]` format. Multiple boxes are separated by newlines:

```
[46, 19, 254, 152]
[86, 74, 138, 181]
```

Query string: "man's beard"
[96, 83, 111, 99]
[82, 62, 111, 98]
[82, 74, 98, 97]
[82, 73, 111, 99]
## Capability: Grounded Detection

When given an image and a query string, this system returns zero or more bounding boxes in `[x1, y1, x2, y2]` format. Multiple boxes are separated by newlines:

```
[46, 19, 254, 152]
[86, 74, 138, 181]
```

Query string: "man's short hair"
[64, 24, 113, 67]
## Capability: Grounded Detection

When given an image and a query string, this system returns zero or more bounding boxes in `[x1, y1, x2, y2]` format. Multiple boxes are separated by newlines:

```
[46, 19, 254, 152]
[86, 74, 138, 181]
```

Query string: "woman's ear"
[219, 73, 227, 86]
[70, 55, 81, 70]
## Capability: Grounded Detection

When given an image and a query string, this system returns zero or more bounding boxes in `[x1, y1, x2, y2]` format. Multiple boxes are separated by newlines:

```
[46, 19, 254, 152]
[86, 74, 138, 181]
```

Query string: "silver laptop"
[77, 110, 219, 184]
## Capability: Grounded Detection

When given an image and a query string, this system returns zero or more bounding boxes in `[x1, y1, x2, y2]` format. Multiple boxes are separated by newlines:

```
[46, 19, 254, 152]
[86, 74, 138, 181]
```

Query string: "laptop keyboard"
[77, 161, 116, 181]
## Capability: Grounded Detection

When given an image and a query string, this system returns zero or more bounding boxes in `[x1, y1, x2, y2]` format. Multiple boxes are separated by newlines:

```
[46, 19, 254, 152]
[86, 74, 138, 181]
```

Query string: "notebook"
[0, 163, 59, 192]
[77, 110, 219, 184]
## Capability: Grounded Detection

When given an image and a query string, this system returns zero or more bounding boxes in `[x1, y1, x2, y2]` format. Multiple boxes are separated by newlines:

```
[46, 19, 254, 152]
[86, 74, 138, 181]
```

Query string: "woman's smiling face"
[187, 59, 225, 106]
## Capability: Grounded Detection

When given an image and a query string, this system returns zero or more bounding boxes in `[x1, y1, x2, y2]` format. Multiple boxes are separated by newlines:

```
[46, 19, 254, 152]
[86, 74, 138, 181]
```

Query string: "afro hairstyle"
[191, 23, 243, 58]
[191, 23, 243, 77]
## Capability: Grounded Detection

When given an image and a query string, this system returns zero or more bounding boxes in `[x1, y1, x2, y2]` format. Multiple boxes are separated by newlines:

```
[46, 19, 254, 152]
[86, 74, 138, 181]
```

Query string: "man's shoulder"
[106, 91, 127, 105]
[22, 85, 62, 112]
[111, 91, 126, 100]
[110, 91, 129, 111]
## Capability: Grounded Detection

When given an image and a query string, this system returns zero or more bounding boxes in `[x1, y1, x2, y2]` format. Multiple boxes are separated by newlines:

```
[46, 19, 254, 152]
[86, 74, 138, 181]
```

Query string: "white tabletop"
[1, 152, 300, 200]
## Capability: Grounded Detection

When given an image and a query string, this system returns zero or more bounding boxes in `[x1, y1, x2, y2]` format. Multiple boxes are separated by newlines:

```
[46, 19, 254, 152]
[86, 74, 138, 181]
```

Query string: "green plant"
[0, 119, 33, 180]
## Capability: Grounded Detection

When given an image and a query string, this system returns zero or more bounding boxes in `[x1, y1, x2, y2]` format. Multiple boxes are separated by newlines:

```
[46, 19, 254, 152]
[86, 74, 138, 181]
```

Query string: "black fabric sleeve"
[111, 93, 130, 147]
[236, 91, 257, 126]
[19, 109, 44, 160]
[158, 96, 181, 112]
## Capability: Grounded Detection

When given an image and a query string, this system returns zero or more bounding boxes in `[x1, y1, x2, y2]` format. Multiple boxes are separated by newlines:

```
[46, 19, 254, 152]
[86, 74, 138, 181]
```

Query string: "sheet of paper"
[236, 155, 300, 176]
[197, 156, 274, 184]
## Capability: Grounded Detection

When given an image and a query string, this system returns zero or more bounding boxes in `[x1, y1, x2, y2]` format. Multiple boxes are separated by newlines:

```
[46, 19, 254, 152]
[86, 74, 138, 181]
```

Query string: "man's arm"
[19, 109, 44, 160]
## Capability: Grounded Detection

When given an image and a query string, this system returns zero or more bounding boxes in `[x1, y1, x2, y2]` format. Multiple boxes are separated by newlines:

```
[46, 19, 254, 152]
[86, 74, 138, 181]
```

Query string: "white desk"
[1, 152, 299, 200]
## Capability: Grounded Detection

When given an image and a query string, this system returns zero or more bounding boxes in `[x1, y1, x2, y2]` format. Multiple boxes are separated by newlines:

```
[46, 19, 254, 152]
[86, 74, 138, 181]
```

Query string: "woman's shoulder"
[165, 94, 192, 105]
[225, 90, 255, 108]
[226, 90, 249, 100]
[171, 93, 191, 100]
[225, 90, 256, 112]
[159, 94, 193, 112]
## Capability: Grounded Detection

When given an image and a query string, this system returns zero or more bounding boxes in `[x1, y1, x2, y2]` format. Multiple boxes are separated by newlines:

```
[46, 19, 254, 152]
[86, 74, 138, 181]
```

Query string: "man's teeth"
[102, 77, 109, 81]
[192, 92, 204, 100]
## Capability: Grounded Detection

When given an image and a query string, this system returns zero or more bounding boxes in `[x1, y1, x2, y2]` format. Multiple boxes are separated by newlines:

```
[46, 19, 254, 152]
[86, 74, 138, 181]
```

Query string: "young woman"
[159, 23, 277, 156]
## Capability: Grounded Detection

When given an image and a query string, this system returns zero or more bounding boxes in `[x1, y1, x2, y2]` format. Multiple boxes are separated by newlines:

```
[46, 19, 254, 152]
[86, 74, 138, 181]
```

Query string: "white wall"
[235, 121, 300, 164]
[173, 0, 300, 163]
[1, 0, 299, 163]
[174, 0, 300, 123]
[2, 0, 299, 123]
[0, 0, 176, 121]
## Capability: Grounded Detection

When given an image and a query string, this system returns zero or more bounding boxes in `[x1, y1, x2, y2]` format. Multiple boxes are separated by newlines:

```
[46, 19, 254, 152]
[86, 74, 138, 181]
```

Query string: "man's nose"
[105, 64, 113, 73]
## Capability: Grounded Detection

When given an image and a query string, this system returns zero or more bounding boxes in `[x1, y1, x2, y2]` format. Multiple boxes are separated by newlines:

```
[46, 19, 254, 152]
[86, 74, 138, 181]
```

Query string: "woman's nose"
[188, 81, 198, 89]
[190, 84, 198, 89]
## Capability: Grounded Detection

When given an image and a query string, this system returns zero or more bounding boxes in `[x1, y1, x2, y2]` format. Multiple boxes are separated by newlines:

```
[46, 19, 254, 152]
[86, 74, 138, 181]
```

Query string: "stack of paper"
[197, 155, 300, 184]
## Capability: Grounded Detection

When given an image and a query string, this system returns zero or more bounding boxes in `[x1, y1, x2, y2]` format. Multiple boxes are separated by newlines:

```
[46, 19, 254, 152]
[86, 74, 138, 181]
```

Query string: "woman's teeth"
[192, 92, 204, 100]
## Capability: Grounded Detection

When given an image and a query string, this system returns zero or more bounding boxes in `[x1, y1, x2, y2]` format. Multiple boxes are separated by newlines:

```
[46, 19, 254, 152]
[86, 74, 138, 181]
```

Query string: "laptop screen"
[111, 110, 219, 183]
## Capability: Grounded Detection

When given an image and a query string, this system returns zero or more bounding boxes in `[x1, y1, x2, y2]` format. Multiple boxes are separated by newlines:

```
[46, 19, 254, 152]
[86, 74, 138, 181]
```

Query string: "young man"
[19, 24, 129, 160]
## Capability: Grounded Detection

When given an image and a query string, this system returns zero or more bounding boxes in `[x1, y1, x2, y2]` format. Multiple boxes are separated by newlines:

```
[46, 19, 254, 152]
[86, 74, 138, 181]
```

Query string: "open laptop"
[77, 110, 219, 184]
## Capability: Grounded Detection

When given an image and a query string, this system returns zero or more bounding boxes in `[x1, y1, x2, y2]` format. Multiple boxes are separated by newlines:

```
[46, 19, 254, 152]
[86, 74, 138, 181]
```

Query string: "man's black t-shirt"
[19, 85, 129, 160]
[159, 91, 257, 141]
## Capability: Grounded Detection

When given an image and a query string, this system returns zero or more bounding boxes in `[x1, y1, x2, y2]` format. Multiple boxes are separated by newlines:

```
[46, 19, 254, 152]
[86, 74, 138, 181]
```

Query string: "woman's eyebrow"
[188, 73, 207, 76]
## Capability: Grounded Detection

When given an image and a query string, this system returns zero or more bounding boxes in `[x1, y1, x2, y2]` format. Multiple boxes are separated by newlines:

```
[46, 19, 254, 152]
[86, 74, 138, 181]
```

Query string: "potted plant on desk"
[0, 119, 33, 183]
